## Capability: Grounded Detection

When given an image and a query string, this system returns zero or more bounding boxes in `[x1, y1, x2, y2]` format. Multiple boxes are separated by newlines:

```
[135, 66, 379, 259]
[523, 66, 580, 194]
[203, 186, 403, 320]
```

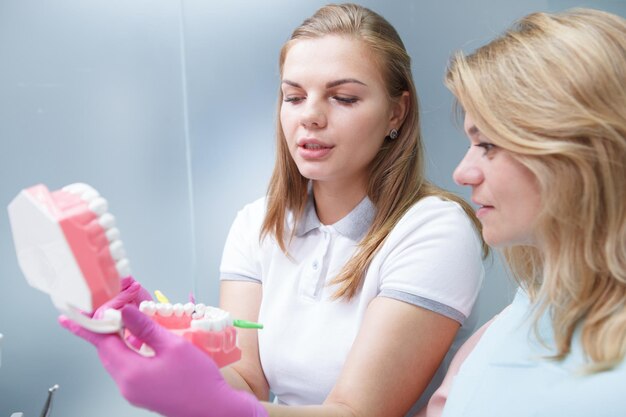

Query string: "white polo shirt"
[220, 194, 484, 409]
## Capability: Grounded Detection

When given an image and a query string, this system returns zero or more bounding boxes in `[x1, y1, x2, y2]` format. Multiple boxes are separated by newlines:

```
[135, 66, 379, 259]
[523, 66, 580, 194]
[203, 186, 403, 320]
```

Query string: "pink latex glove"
[91, 276, 153, 347]
[59, 304, 267, 417]
[92, 276, 152, 318]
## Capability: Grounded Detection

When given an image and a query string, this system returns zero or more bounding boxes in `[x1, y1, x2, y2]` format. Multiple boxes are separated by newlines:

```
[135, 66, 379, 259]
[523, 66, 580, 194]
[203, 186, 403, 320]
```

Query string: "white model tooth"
[191, 318, 214, 331]
[221, 310, 232, 328]
[89, 197, 108, 215]
[162, 304, 174, 317]
[139, 301, 156, 316]
[203, 306, 218, 319]
[81, 188, 100, 202]
[63, 183, 91, 195]
[183, 302, 195, 316]
[105, 227, 121, 242]
[191, 303, 207, 319]
[206, 306, 229, 320]
[99, 213, 116, 229]
[115, 258, 131, 278]
[157, 303, 173, 317]
[81, 183, 98, 193]
[63, 183, 100, 200]
[155, 303, 174, 317]
[211, 317, 226, 331]
[173, 303, 184, 317]
[109, 240, 126, 260]
[203, 307, 230, 331]
[62, 184, 79, 193]
[195, 303, 206, 316]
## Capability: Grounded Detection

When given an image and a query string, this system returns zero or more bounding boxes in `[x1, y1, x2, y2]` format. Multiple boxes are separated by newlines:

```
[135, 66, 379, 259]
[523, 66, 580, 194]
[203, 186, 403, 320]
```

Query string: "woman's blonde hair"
[261, 3, 486, 299]
[445, 8, 626, 372]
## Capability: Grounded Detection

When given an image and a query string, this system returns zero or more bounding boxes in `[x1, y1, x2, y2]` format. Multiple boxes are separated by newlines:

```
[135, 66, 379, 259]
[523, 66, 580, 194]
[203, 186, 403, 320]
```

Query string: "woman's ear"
[389, 91, 410, 130]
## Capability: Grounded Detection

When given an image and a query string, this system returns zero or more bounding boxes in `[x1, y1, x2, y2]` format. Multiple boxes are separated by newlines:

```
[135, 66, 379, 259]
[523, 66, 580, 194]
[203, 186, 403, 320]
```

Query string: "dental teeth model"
[8, 182, 261, 365]
[139, 301, 242, 368]
[8, 183, 128, 333]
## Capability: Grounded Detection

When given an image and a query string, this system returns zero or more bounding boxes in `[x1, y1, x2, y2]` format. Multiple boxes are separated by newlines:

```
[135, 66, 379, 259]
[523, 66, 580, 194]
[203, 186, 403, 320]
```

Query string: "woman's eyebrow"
[326, 78, 367, 88]
[281, 79, 301, 88]
[281, 78, 367, 88]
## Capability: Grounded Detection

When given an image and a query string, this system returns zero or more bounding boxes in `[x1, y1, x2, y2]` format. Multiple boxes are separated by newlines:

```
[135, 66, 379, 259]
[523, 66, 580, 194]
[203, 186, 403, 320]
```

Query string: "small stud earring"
[389, 128, 399, 140]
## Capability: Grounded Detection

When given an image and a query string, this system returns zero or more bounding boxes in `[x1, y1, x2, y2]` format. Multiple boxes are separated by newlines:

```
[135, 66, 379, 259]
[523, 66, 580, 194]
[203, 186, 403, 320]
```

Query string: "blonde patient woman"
[419, 8, 626, 417]
[60, 4, 486, 417]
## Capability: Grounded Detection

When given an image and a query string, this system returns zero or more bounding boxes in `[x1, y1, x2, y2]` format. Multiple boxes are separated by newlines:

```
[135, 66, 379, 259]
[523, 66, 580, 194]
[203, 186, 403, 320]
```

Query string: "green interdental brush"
[233, 319, 264, 329]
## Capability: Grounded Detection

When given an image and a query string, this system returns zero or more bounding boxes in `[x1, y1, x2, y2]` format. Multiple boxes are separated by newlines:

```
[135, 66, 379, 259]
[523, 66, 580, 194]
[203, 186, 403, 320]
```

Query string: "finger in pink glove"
[59, 305, 267, 417]
[92, 276, 153, 347]
[120, 276, 153, 304]
[92, 276, 153, 319]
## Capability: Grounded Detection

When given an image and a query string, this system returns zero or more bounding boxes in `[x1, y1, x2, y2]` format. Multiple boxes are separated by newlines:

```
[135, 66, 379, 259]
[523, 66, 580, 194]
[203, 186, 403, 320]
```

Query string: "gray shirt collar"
[294, 192, 376, 241]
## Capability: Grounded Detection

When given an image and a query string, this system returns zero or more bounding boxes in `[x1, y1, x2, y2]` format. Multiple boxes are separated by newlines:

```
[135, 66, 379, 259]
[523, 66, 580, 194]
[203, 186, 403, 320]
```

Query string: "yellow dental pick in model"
[154, 290, 170, 304]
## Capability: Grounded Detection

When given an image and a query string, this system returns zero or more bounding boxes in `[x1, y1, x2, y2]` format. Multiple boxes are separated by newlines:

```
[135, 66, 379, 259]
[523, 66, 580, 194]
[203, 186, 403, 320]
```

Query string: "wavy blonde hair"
[445, 8, 626, 372]
[261, 3, 486, 299]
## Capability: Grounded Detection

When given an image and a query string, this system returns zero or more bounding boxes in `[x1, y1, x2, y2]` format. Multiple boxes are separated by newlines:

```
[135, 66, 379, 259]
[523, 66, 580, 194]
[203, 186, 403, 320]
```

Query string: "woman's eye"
[475, 142, 497, 155]
[283, 96, 304, 104]
[333, 96, 358, 104]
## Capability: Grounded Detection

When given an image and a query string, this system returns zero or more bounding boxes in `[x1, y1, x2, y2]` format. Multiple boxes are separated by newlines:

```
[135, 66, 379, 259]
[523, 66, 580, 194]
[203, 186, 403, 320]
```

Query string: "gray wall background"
[1, 1, 624, 415]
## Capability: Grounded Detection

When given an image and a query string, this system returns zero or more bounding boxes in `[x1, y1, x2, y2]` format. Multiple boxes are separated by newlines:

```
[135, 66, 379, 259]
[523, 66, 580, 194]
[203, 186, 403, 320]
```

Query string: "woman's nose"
[300, 98, 327, 129]
[453, 151, 483, 187]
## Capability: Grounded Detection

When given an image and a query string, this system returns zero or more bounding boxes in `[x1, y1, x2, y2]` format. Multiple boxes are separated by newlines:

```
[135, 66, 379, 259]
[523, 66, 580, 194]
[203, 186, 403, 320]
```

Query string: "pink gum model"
[8, 183, 128, 332]
[139, 301, 242, 368]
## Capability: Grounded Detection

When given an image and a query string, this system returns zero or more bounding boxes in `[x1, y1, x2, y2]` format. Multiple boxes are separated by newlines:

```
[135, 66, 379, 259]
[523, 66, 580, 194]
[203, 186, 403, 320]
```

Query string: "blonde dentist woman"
[419, 8, 626, 417]
[61, 3, 486, 417]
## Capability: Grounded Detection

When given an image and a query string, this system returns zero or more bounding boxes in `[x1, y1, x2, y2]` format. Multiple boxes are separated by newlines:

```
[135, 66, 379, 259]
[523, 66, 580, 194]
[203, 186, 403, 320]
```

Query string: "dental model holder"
[8, 183, 257, 367]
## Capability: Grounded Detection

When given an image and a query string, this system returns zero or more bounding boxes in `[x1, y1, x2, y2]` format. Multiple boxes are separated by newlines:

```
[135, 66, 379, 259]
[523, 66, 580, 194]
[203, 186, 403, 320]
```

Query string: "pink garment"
[415, 315, 498, 417]
[60, 304, 267, 417]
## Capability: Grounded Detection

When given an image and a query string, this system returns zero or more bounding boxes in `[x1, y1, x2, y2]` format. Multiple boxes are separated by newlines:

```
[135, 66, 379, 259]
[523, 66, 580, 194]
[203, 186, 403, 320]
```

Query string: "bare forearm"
[221, 366, 255, 393]
[264, 403, 357, 417]
[220, 370, 357, 417]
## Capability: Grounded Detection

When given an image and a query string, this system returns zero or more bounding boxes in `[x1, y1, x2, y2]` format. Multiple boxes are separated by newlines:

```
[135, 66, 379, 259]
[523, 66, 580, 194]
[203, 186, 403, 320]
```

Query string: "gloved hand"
[59, 305, 267, 417]
[92, 276, 153, 319]
[91, 276, 153, 345]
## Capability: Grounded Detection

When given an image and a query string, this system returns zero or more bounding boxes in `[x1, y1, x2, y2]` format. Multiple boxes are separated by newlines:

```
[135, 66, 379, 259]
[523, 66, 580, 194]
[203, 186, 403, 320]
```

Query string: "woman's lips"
[476, 205, 494, 218]
[297, 141, 333, 159]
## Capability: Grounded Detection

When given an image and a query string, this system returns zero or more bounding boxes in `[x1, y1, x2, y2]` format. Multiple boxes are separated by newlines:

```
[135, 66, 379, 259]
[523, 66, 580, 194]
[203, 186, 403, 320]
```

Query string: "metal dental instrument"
[39, 384, 59, 417]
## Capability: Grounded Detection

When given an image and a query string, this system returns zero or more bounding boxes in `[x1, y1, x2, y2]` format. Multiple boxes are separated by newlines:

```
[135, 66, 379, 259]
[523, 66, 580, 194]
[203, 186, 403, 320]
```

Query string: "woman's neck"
[312, 180, 367, 225]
